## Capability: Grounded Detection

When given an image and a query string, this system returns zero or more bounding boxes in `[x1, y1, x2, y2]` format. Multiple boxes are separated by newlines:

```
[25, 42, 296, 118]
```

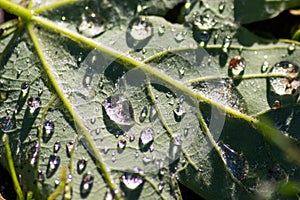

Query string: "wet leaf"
[0, 0, 300, 200]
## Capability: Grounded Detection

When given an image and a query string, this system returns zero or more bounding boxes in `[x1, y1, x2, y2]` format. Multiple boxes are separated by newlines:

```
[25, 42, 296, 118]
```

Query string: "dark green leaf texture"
[0, 0, 300, 200]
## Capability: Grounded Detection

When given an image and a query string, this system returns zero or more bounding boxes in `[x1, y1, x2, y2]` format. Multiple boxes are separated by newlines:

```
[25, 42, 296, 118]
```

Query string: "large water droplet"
[66, 141, 75, 158]
[139, 106, 148, 123]
[126, 17, 153, 50]
[120, 173, 144, 190]
[219, 142, 249, 180]
[228, 56, 246, 78]
[104, 95, 134, 126]
[173, 105, 186, 122]
[27, 96, 41, 114]
[46, 155, 61, 178]
[77, 8, 105, 38]
[139, 127, 154, 152]
[268, 61, 300, 96]
[80, 172, 94, 198]
[199, 31, 210, 43]
[77, 158, 88, 174]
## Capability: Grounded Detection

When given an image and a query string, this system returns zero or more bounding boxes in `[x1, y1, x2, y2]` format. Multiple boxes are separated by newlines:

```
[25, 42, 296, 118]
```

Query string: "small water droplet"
[174, 32, 185, 42]
[54, 179, 60, 188]
[112, 152, 116, 162]
[104, 95, 134, 126]
[213, 31, 219, 44]
[135, 151, 139, 158]
[149, 144, 154, 152]
[199, 30, 210, 43]
[80, 172, 94, 197]
[142, 155, 152, 164]
[222, 35, 232, 53]
[228, 56, 246, 77]
[129, 134, 135, 142]
[120, 173, 144, 190]
[38, 88, 43, 96]
[53, 141, 61, 154]
[218, 1, 225, 13]
[158, 25, 165, 35]
[118, 138, 127, 150]
[0, 114, 15, 133]
[173, 105, 186, 122]
[28, 143, 39, 166]
[219, 142, 249, 180]
[95, 128, 100, 135]
[272, 100, 281, 109]
[83, 67, 94, 87]
[139, 127, 154, 152]
[43, 120, 54, 142]
[261, 61, 269, 73]
[178, 67, 185, 78]
[139, 106, 148, 123]
[77, 158, 88, 174]
[46, 155, 61, 178]
[27, 96, 42, 114]
[158, 182, 164, 192]
[169, 136, 182, 161]
[126, 17, 153, 50]
[21, 82, 30, 98]
[184, 126, 189, 136]
[287, 43, 296, 54]
[66, 141, 75, 158]
[37, 170, 45, 182]
[90, 117, 96, 124]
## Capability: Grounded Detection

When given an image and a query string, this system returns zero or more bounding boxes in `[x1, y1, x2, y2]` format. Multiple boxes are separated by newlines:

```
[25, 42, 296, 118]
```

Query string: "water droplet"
[90, 117, 96, 124]
[169, 136, 182, 161]
[104, 95, 134, 126]
[129, 134, 135, 142]
[46, 155, 61, 178]
[219, 142, 249, 180]
[83, 67, 94, 87]
[0, 114, 15, 133]
[80, 172, 94, 197]
[184, 126, 189, 136]
[66, 141, 75, 158]
[77, 10, 105, 38]
[118, 138, 127, 150]
[126, 17, 153, 50]
[139, 106, 148, 123]
[199, 30, 210, 43]
[158, 182, 164, 192]
[272, 100, 281, 109]
[21, 82, 30, 98]
[218, 1, 225, 13]
[139, 127, 154, 152]
[174, 32, 185, 42]
[43, 120, 54, 142]
[53, 141, 61, 154]
[268, 61, 300, 96]
[228, 56, 246, 77]
[54, 179, 60, 188]
[173, 105, 186, 122]
[261, 61, 269, 73]
[37, 170, 45, 182]
[77, 158, 88, 174]
[27, 96, 41, 114]
[112, 151, 116, 162]
[222, 36, 232, 53]
[95, 128, 100, 135]
[213, 31, 219, 44]
[158, 25, 165, 35]
[194, 13, 216, 30]
[38, 88, 43, 96]
[120, 173, 144, 190]
[178, 67, 185, 78]
[287, 43, 296, 54]
[28, 143, 39, 166]
[149, 144, 154, 152]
